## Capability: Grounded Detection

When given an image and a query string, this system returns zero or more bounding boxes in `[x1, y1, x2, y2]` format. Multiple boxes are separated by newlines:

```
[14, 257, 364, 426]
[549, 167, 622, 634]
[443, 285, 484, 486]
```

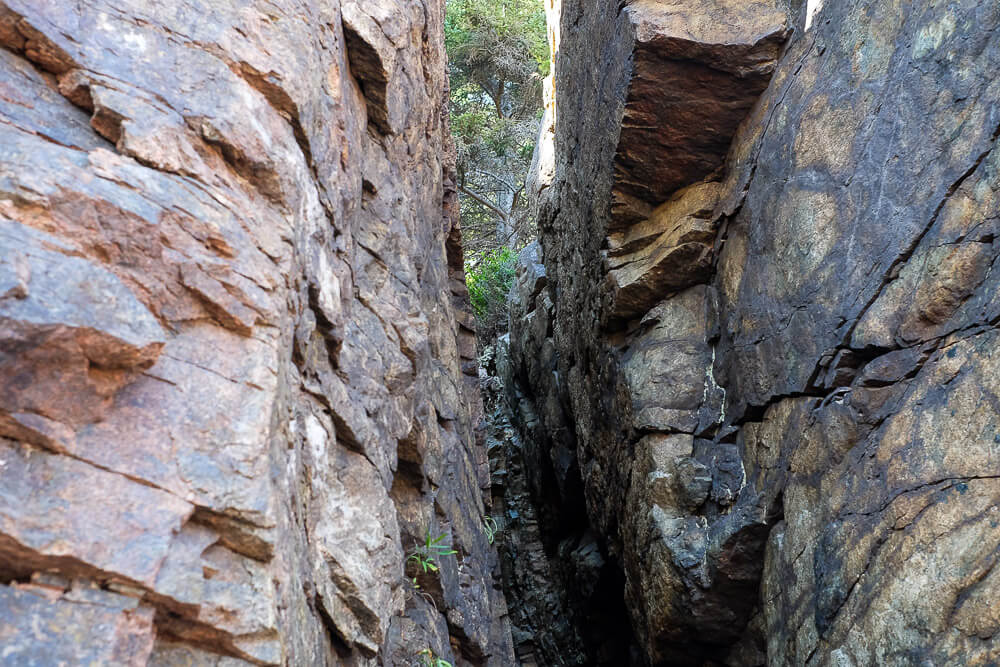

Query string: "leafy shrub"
[466, 246, 517, 343]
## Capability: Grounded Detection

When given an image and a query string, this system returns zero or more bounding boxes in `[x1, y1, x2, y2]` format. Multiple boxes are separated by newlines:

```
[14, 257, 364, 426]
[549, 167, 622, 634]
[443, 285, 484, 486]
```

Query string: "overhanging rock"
[611, 0, 790, 227]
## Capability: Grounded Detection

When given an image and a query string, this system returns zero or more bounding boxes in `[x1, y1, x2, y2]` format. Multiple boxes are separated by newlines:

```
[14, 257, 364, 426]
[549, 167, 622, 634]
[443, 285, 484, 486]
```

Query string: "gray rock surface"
[500, 0, 1000, 665]
[0, 0, 513, 664]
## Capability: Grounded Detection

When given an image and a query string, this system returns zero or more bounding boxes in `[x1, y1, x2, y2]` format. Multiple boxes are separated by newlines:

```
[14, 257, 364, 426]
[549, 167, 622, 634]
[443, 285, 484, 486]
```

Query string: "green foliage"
[406, 530, 458, 585]
[482, 515, 500, 544]
[445, 0, 549, 82]
[417, 648, 453, 667]
[466, 247, 518, 341]
[445, 0, 546, 259]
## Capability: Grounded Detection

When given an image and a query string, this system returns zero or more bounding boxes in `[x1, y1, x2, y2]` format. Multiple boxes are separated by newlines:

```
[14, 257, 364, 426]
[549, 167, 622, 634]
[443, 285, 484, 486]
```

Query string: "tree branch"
[459, 184, 510, 222]
[494, 76, 506, 117]
[470, 169, 523, 195]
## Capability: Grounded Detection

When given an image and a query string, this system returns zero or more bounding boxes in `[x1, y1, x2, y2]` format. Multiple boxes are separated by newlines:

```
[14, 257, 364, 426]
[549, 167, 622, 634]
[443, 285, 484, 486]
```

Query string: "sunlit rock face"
[502, 0, 1000, 665]
[611, 0, 789, 225]
[0, 1, 513, 664]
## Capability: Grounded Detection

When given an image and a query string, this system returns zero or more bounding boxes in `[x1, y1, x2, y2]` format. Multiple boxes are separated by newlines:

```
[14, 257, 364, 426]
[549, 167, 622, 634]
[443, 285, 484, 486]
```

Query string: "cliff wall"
[0, 1, 513, 664]
[501, 0, 1000, 664]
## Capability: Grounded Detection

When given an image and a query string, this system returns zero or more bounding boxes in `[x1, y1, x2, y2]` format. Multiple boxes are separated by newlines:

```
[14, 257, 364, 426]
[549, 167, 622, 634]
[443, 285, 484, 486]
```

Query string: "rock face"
[0, 1, 513, 665]
[611, 0, 789, 225]
[500, 0, 1000, 665]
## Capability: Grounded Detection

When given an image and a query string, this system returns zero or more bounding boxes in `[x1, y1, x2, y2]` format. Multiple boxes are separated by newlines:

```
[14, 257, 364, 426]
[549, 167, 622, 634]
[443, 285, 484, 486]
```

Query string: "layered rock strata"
[0, 0, 512, 665]
[501, 0, 1000, 665]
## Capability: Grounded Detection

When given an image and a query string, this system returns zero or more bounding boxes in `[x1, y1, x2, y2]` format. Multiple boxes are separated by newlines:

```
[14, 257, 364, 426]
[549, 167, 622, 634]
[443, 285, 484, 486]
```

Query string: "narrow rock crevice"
[489, 0, 1000, 665]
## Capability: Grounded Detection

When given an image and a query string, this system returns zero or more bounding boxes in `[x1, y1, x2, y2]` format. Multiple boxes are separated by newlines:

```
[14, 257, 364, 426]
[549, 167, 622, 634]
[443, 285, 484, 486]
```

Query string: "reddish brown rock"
[0, 583, 156, 666]
[0, 0, 513, 664]
[0, 221, 166, 433]
[611, 0, 789, 226]
[607, 181, 721, 321]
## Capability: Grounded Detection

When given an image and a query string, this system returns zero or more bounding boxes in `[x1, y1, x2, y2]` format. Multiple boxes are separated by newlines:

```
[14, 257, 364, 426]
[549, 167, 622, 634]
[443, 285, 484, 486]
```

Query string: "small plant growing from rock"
[407, 529, 457, 584]
[482, 515, 499, 544]
[417, 648, 452, 667]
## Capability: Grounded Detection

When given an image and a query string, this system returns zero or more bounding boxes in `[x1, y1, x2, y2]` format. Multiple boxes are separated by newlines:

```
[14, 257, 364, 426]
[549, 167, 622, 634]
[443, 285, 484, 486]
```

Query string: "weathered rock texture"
[501, 0, 1000, 665]
[0, 1, 513, 665]
[611, 0, 789, 225]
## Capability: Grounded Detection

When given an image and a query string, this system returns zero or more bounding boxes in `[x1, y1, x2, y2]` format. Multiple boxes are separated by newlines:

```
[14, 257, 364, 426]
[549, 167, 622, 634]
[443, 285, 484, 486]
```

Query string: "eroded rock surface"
[501, 0, 1000, 665]
[0, 0, 513, 664]
[611, 0, 789, 224]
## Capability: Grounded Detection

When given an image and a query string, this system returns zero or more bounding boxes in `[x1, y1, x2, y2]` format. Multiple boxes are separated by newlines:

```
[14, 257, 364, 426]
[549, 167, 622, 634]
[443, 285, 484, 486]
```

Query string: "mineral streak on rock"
[0, 0, 513, 664]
